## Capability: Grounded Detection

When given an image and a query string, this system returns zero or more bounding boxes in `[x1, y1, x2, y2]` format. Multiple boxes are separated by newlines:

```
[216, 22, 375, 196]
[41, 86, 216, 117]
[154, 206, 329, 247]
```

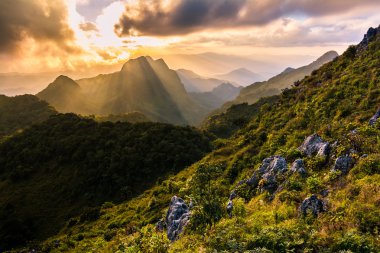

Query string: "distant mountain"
[189, 83, 242, 111]
[176, 69, 237, 92]
[37, 57, 209, 125]
[225, 51, 339, 107]
[215, 68, 263, 86]
[0, 94, 56, 137]
[161, 52, 315, 79]
[37, 75, 93, 115]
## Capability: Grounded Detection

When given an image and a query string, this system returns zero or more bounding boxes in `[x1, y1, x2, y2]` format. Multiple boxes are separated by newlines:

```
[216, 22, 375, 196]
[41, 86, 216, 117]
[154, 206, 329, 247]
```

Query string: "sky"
[0, 0, 380, 74]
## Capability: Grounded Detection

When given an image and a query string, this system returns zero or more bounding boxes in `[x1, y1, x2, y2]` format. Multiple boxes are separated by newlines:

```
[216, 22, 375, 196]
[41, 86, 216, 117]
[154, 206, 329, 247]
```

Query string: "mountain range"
[37, 57, 209, 125]
[0, 25, 379, 252]
[222, 50, 339, 109]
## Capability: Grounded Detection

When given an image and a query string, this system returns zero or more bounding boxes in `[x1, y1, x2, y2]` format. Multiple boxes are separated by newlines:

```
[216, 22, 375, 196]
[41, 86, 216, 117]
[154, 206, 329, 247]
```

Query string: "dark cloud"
[0, 0, 75, 53]
[115, 0, 246, 36]
[115, 0, 379, 36]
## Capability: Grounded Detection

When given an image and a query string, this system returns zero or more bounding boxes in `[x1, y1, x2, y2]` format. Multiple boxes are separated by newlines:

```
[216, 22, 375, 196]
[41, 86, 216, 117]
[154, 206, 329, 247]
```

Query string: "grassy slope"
[15, 29, 380, 252]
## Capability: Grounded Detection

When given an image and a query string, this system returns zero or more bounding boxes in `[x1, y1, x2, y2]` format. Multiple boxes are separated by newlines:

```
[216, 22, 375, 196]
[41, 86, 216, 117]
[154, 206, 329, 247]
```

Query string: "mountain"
[215, 68, 264, 86]
[0, 94, 56, 137]
[189, 83, 242, 111]
[17, 25, 380, 253]
[225, 50, 339, 107]
[37, 57, 208, 125]
[37, 75, 93, 115]
[176, 68, 237, 92]
[0, 114, 211, 249]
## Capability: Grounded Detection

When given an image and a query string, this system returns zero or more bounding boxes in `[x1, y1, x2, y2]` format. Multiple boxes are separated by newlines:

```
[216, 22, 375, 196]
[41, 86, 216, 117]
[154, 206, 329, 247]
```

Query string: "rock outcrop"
[369, 108, 380, 126]
[230, 155, 288, 200]
[332, 155, 354, 174]
[299, 195, 327, 217]
[290, 159, 307, 177]
[258, 156, 288, 192]
[226, 200, 233, 218]
[299, 134, 330, 157]
[358, 26, 380, 53]
[165, 196, 190, 241]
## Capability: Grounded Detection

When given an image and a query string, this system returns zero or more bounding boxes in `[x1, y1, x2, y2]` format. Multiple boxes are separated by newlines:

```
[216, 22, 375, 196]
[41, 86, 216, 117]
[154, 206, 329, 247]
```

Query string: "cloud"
[115, 0, 380, 36]
[0, 0, 76, 53]
[79, 22, 99, 32]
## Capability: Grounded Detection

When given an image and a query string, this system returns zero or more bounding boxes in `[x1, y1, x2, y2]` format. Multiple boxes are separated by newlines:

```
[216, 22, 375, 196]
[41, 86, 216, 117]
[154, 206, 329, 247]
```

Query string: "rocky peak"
[315, 51, 339, 64]
[358, 25, 380, 53]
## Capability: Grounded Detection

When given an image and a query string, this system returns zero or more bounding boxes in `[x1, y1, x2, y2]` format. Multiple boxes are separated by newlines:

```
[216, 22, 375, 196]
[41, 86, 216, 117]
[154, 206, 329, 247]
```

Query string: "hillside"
[0, 94, 56, 137]
[38, 57, 209, 125]
[0, 114, 211, 249]
[19, 25, 380, 253]
[93, 112, 151, 123]
[224, 51, 339, 108]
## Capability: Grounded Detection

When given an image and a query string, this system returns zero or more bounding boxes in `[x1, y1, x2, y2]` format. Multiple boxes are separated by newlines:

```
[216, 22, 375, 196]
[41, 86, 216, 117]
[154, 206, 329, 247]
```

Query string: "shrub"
[306, 176, 324, 193]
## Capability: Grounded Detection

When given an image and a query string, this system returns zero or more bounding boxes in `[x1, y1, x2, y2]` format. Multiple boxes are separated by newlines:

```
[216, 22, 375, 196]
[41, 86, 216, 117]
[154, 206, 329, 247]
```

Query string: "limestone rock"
[299, 134, 330, 157]
[369, 108, 380, 126]
[165, 196, 190, 241]
[332, 155, 354, 174]
[290, 159, 307, 177]
[226, 200, 233, 218]
[299, 195, 327, 217]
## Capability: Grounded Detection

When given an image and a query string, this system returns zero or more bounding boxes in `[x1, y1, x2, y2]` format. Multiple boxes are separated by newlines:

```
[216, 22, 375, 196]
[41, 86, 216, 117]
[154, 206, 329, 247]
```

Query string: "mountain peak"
[315, 51, 339, 63]
[358, 25, 380, 51]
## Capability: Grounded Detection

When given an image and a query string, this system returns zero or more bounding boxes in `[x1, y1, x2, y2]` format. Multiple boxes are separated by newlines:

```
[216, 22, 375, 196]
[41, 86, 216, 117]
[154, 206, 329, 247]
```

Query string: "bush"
[306, 176, 324, 193]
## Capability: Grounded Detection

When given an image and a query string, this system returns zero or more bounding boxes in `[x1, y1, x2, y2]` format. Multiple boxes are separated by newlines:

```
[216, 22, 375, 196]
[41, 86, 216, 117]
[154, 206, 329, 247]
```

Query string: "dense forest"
[0, 114, 211, 249]
[0, 95, 56, 137]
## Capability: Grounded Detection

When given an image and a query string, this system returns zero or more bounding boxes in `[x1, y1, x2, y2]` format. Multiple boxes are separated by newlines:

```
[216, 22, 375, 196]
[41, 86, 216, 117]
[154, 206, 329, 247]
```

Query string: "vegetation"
[3, 28, 380, 252]
[0, 114, 211, 249]
[0, 94, 56, 137]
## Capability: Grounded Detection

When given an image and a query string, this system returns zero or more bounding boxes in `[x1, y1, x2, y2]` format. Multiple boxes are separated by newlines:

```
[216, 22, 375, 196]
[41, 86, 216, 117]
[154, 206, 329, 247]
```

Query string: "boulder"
[332, 155, 354, 174]
[155, 218, 165, 232]
[369, 108, 380, 126]
[290, 159, 307, 177]
[226, 200, 233, 218]
[299, 134, 330, 157]
[299, 195, 327, 217]
[165, 196, 190, 241]
[258, 155, 287, 192]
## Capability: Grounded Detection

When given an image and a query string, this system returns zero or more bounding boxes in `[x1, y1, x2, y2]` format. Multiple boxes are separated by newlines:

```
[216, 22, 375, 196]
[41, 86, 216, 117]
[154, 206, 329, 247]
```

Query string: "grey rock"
[299, 195, 327, 217]
[358, 26, 380, 53]
[258, 155, 287, 192]
[320, 189, 329, 197]
[299, 134, 330, 157]
[226, 200, 233, 218]
[230, 156, 288, 200]
[332, 155, 354, 174]
[290, 159, 307, 177]
[155, 218, 166, 232]
[369, 108, 380, 126]
[165, 196, 190, 241]
[229, 190, 237, 200]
